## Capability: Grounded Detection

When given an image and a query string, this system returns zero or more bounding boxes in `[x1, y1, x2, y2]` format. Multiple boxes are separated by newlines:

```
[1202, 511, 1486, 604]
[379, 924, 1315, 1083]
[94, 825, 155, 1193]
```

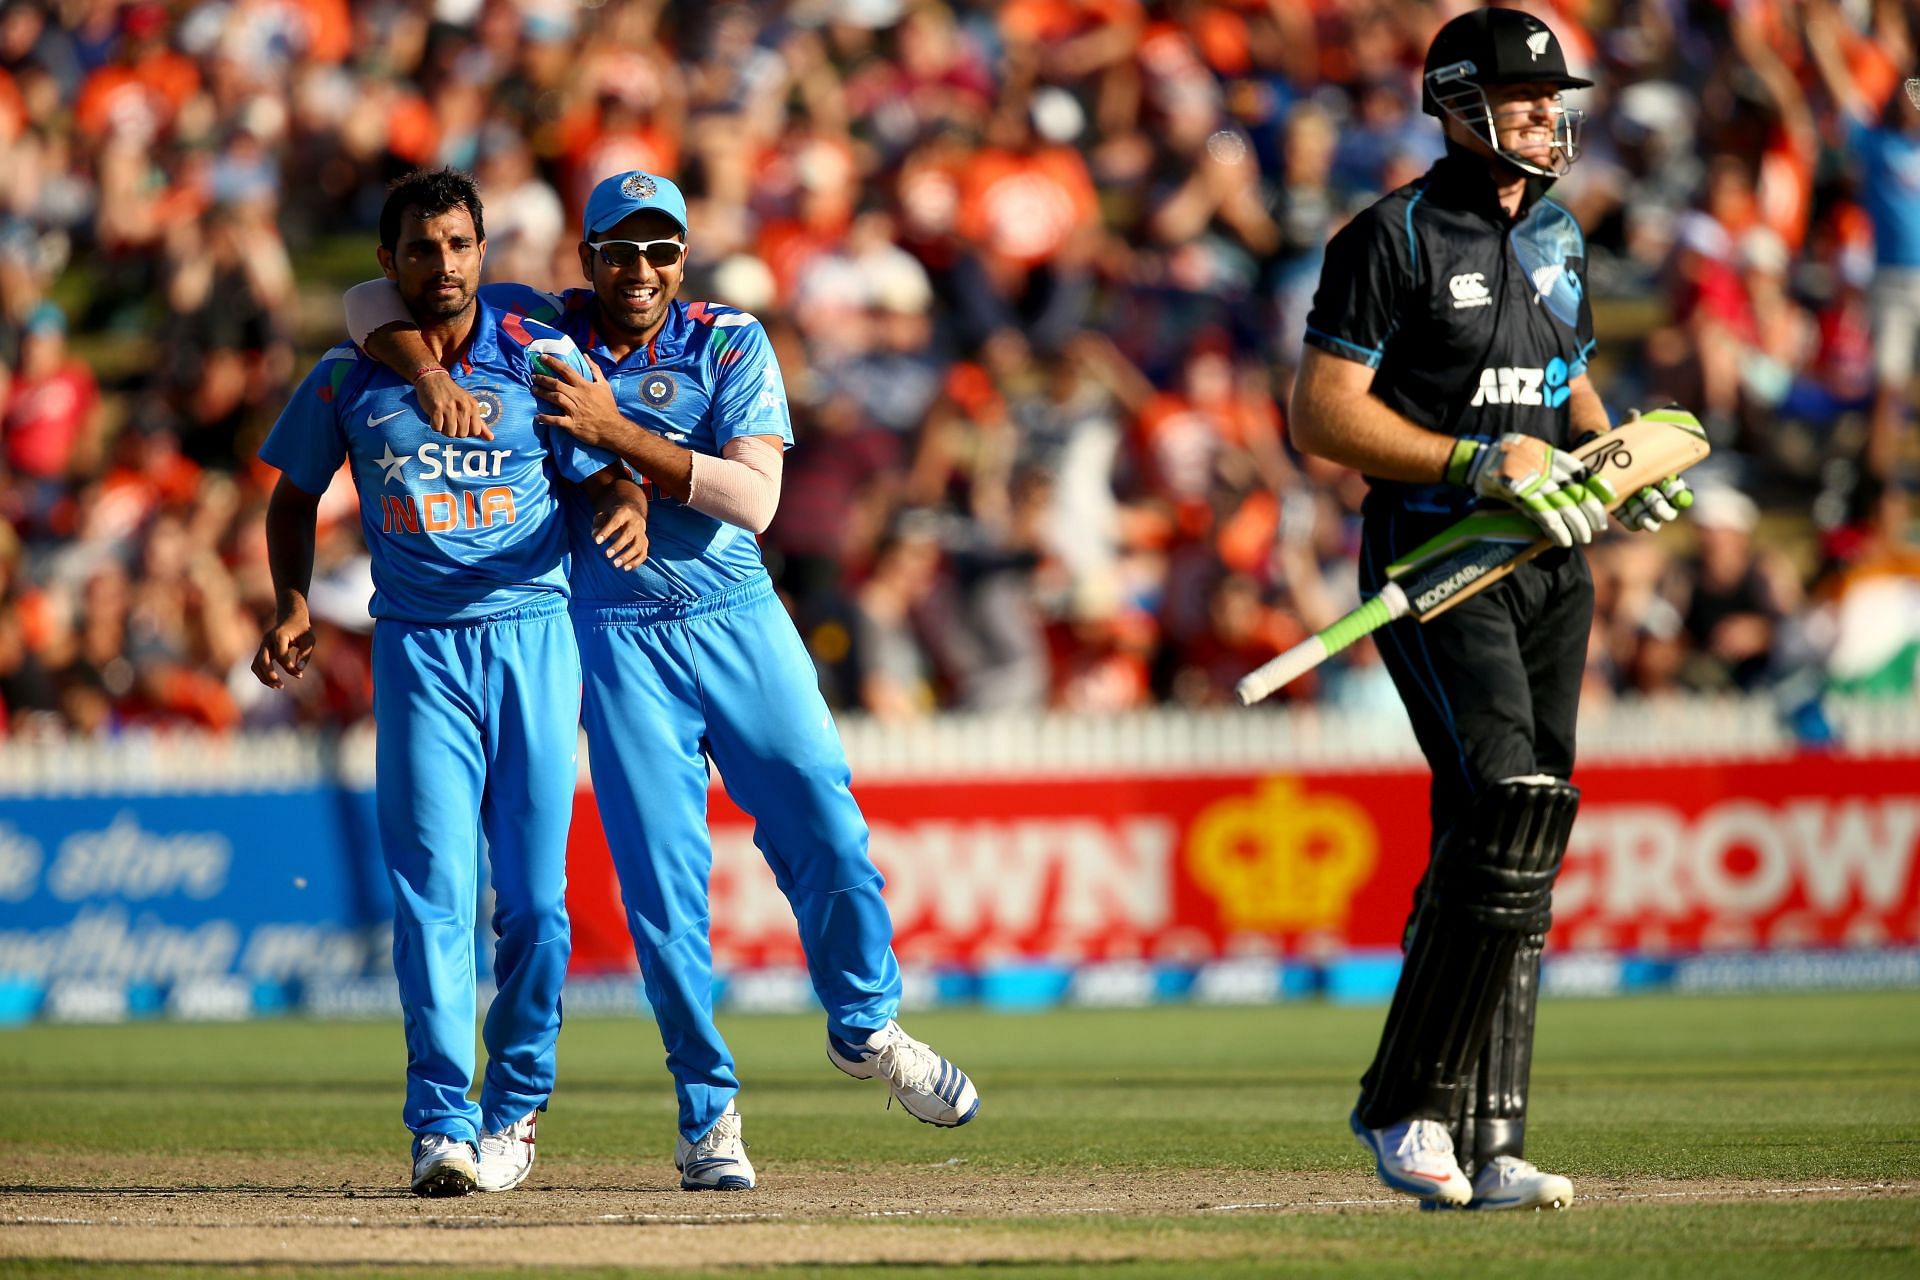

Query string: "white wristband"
[343, 278, 410, 347]
[686, 437, 785, 534]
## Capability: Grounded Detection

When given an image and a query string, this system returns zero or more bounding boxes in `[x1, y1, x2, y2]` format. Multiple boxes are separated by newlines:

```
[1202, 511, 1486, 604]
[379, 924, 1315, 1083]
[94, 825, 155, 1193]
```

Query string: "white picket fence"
[0, 694, 1912, 794]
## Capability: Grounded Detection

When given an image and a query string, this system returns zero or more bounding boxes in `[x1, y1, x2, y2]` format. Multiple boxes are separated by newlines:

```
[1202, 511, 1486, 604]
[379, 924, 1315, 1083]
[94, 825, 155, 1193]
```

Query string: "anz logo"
[1469, 357, 1572, 409]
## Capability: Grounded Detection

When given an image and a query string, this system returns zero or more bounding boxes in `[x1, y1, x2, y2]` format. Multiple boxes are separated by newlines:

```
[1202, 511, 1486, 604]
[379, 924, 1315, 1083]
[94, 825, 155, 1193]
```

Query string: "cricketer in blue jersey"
[255, 169, 646, 1200]
[343, 170, 978, 1191]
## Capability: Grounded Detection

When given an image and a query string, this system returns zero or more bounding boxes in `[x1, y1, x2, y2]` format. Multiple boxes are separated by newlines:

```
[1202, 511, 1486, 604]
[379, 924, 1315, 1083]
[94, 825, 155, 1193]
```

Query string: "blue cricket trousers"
[574, 578, 901, 1143]
[372, 596, 579, 1145]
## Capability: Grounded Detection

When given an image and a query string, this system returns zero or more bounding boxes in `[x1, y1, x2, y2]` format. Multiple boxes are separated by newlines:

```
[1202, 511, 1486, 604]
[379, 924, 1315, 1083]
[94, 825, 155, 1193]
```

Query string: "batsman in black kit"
[1288, 9, 1691, 1211]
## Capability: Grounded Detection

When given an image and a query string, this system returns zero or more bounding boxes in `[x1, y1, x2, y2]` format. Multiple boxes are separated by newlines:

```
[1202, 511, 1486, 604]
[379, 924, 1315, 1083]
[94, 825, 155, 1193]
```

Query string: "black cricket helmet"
[1423, 7, 1590, 178]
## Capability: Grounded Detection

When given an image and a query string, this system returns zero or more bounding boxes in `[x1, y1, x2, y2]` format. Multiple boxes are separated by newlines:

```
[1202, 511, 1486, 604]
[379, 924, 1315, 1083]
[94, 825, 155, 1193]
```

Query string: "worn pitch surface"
[4, 996, 1917, 1274]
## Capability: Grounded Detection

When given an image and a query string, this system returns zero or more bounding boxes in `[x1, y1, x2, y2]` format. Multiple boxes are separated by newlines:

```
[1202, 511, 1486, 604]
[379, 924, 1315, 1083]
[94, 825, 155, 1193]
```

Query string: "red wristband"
[413, 364, 448, 383]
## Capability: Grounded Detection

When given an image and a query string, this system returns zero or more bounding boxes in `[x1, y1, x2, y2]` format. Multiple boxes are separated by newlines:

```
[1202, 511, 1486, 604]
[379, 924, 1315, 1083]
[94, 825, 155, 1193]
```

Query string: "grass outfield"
[3, 991, 1917, 1276]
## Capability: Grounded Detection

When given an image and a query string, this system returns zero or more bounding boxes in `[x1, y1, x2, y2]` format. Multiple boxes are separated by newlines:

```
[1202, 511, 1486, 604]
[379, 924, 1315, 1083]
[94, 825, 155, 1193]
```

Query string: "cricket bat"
[1235, 407, 1711, 705]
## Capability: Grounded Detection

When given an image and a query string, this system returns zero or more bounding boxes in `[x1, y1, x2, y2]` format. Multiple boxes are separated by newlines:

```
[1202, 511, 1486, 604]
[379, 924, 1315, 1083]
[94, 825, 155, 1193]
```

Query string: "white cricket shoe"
[1349, 1111, 1472, 1206]
[674, 1101, 755, 1191]
[1466, 1155, 1574, 1211]
[476, 1111, 537, 1192]
[410, 1133, 478, 1198]
[826, 1020, 979, 1127]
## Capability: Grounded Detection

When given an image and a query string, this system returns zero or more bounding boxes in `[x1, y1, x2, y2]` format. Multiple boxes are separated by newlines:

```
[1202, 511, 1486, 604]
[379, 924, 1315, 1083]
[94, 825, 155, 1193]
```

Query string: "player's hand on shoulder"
[251, 607, 316, 690]
[533, 356, 624, 447]
[592, 475, 649, 571]
[1450, 432, 1608, 548]
[418, 372, 492, 441]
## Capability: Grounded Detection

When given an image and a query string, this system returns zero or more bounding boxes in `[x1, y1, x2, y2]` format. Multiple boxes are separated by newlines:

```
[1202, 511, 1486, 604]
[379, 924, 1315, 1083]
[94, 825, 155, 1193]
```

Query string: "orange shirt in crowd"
[1000, 0, 1144, 45]
[74, 49, 199, 138]
[1134, 390, 1281, 501]
[957, 146, 1099, 269]
[291, 0, 353, 65]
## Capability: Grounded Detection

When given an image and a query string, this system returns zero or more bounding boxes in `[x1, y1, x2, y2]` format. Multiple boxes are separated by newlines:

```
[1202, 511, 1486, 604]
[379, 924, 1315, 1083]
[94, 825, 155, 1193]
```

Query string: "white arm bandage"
[687, 436, 784, 534]
[343, 279, 410, 347]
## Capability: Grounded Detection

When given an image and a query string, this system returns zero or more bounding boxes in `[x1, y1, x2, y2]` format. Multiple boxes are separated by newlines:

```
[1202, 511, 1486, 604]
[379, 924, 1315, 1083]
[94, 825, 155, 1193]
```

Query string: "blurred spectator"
[1810, 479, 1920, 697]
[1807, 0, 1920, 481]
[851, 512, 946, 720]
[1677, 488, 1788, 692]
[952, 94, 1101, 356]
[3, 301, 99, 532]
[0, 0, 1913, 737]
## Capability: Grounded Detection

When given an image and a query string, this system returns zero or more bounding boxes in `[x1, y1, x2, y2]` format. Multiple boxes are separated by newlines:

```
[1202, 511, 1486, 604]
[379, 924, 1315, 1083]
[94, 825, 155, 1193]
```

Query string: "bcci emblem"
[641, 373, 677, 407]
[470, 389, 504, 426]
[621, 172, 657, 200]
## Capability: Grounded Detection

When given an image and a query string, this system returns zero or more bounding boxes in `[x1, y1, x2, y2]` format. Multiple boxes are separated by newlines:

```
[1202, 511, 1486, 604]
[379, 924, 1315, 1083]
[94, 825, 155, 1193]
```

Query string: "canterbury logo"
[1449, 273, 1492, 309]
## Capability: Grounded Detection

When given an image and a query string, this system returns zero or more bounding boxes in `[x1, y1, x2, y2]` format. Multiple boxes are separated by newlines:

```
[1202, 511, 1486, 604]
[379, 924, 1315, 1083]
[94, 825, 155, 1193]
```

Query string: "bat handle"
[1235, 583, 1409, 705]
[1235, 637, 1330, 705]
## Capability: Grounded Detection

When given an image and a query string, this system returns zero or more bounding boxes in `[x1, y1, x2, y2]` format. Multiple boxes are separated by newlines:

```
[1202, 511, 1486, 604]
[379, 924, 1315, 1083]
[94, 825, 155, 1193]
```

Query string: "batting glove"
[1595, 408, 1695, 534]
[1446, 433, 1608, 548]
[1619, 474, 1693, 532]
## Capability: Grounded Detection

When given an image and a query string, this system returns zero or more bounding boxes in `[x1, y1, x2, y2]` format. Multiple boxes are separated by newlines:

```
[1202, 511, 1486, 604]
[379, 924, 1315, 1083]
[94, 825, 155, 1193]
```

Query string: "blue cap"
[582, 170, 688, 240]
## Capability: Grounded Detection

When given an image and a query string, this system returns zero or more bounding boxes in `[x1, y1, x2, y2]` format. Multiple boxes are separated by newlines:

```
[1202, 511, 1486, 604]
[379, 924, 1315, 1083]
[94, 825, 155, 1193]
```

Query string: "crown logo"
[1185, 779, 1379, 934]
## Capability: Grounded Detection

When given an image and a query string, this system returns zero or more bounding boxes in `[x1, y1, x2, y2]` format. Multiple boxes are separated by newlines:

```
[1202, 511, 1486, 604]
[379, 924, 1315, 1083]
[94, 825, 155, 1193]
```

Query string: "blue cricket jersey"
[260, 299, 614, 623]
[477, 284, 794, 604]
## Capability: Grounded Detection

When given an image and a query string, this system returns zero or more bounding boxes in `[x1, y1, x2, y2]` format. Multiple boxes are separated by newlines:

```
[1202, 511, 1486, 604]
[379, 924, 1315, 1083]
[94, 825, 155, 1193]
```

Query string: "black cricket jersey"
[1304, 150, 1596, 517]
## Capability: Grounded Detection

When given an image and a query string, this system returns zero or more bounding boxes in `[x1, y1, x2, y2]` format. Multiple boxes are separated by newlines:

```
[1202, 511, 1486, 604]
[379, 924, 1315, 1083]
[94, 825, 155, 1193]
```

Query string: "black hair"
[379, 167, 486, 251]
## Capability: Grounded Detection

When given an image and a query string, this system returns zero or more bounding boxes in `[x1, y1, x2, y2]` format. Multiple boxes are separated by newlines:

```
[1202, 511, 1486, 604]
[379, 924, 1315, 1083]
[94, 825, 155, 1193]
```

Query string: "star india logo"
[621, 172, 657, 200]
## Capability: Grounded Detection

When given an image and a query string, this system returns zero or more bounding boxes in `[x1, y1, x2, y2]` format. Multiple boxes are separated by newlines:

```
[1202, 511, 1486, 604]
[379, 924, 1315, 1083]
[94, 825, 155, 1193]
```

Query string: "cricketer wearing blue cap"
[257, 169, 647, 1199]
[341, 169, 977, 1192]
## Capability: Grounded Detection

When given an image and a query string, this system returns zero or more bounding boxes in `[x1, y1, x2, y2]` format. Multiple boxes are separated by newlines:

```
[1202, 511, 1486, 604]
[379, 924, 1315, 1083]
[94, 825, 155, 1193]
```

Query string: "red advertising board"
[564, 754, 1920, 973]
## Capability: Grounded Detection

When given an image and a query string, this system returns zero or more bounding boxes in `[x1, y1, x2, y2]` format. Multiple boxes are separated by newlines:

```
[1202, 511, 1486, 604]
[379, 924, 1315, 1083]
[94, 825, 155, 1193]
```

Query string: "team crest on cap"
[471, 389, 504, 425]
[621, 172, 657, 200]
[640, 372, 677, 406]
[1526, 30, 1551, 59]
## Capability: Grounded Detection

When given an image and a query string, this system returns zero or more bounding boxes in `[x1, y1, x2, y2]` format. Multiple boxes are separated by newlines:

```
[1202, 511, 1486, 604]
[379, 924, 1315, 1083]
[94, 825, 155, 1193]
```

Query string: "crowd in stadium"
[0, 0, 1916, 737]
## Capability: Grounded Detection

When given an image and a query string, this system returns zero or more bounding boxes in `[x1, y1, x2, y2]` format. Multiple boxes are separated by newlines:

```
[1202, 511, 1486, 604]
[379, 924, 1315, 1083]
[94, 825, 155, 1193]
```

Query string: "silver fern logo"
[1908, 78, 1920, 110]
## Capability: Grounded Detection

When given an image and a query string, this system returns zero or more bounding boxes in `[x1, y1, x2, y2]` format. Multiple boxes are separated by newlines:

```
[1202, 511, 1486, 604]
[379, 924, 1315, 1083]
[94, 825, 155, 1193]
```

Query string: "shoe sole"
[681, 1175, 755, 1191]
[411, 1164, 478, 1198]
[1349, 1112, 1471, 1206]
[827, 1042, 980, 1128]
[1422, 1193, 1573, 1212]
[1422, 1182, 1574, 1212]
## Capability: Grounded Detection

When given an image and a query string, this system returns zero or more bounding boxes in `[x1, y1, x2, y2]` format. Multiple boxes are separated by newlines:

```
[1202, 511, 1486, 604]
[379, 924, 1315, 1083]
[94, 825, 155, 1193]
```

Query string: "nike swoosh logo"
[1402, 1170, 1452, 1183]
[368, 410, 407, 428]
